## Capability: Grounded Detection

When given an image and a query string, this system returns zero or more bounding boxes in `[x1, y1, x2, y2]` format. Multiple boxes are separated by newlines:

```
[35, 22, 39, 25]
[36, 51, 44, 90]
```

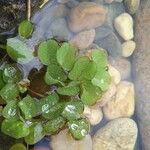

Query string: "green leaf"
[68, 57, 97, 81]
[57, 84, 79, 96]
[18, 20, 33, 38]
[18, 96, 41, 119]
[38, 39, 60, 65]
[68, 118, 90, 140]
[92, 69, 111, 91]
[0, 83, 19, 103]
[44, 116, 66, 135]
[1, 119, 30, 139]
[91, 50, 108, 69]
[40, 93, 59, 113]
[81, 81, 102, 106]
[0, 70, 5, 90]
[10, 143, 26, 150]
[42, 103, 65, 120]
[2, 100, 19, 119]
[24, 122, 44, 145]
[44, 64, 67, 85]
[57, 43, 76, 71]
[3, 64, 22, 83]
[62, 101, 84, 121]
[7, 38, 34, 64]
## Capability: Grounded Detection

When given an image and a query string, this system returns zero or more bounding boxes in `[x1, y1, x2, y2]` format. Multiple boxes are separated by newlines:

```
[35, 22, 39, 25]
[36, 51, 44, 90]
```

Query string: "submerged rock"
[93, 118, 138, 150]
[51, 129, 92, 150]
[68, 2, 107, 32]
[133, 2, 150, 149]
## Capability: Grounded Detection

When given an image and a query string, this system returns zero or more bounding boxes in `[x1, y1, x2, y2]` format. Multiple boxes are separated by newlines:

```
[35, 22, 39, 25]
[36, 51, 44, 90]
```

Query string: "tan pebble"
[122, 40, 136, 57]
[103, 81, 135, 120]
[108, 64, 121, 85]
[83, 105, 103, 125]
[70, 29, 95, 50]
[69, 2, 107, 32]
[97, 83, 117, 107]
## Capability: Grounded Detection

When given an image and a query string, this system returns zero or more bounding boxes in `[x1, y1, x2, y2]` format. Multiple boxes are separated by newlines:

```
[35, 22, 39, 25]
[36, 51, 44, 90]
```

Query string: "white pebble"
[122, 40, 136, 57]
[114, 13, 134, 41]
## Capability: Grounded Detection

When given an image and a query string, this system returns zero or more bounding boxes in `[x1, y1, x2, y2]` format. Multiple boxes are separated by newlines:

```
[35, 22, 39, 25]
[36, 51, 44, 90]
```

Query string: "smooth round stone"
[96, 33, 122, 57]
[50, 18, 73, 41]
[70, 29, 95, 50]
[109, 57, 131, 80]
[114, 13, 134, 41]
[68, 2, 107, 32]
[124, 0, 140, 15]
[83, 106, 103, 125]
[51, 129, 92, 150]
[103, 81, 135, 120]
[104, 0, 123, 3]
[122, 40, 136, 57]
[94, 25, 112, 42]
[97, 83, 117, 107]
[93, 118, 138, 150]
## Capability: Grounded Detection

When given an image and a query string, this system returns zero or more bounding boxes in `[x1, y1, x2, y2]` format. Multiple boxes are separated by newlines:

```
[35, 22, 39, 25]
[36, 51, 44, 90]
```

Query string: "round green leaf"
[18, 20, 33, 38]
[1, 119, 30, 139]
[38, 40, 60, 65]
[92, 69, 111, 91]
[81, 81, 102, 106]
[0, 70, 5, 90]
[7, 38, 34, 64]
[68, 118, 90, 140]
[3, 64, 22, 83]
[57, 43, 76, 71]
[44, 64, 67, 85]
[44, 116, 66, 135]
[24, 122, 44, 145]
[10, 143, 26, 150]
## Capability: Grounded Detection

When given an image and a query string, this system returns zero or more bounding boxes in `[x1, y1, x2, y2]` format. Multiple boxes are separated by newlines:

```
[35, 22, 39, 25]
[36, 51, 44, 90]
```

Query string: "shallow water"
[0, 0, 147, 149]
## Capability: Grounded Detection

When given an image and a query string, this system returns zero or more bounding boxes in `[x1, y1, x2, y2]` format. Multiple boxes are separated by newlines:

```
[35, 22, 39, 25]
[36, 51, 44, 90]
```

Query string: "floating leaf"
[57, 83, 79, 96]
[68, 57, 89, 80]
[68, 118, 90, 140]
[91, 50, 108, 69]
[44, 116, 66, 135]
[24, 122, 45, 145]
[10, 143, 26, 150]
[92, 69, 111, 91]
[40, 93, 59, 113]
[81, 81, 102, 106]
[0, 83, 19, 103]
[38, 40, 60, 65]
[2, 100, 18, 119]
[62, 101, 84, 121]
[1, 119, 30, 139]
[18, 20, 33, 38]
[57, 43, 76, 71]
[3, 64, 22, 83]
[44, 64, 67, 85]
[42, 103, 65, 120]
[18, 96, 41, 119]
[7, 38, 34, 64]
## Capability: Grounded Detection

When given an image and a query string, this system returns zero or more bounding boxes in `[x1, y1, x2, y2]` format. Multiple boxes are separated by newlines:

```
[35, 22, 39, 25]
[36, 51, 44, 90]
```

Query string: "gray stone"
[50, 18, 73, 41]
[95, 25, 112, 42]
[124, 0, 140, 15]
[96, 33, 122, 57]
[109, 57, 131, 80]
[132, 2, 150, 149]
[93, 118, 138, 150]
[105, 2, 125, 28]
[58, 0, 70, 3]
